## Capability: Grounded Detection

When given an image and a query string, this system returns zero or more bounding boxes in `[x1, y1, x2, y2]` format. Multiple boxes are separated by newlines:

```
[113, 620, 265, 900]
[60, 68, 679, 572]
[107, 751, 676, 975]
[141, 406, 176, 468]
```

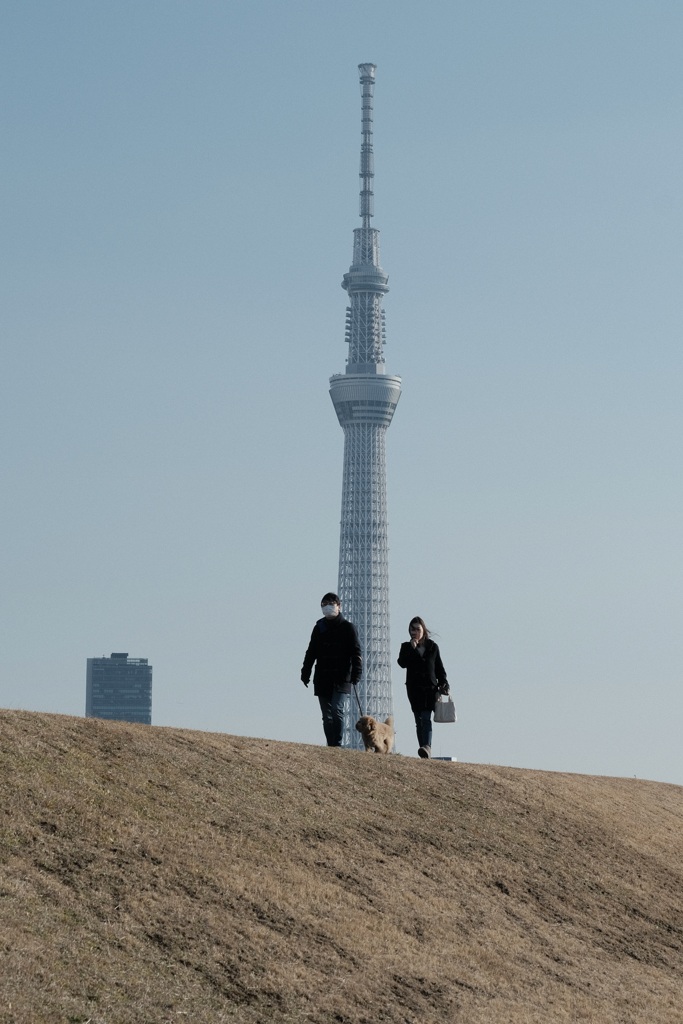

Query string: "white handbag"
[433, 694, 457, 724]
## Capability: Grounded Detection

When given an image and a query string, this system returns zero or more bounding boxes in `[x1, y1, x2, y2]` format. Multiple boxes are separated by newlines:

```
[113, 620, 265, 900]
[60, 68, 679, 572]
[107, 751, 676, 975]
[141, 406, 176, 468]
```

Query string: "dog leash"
[352, 683, 364, 716]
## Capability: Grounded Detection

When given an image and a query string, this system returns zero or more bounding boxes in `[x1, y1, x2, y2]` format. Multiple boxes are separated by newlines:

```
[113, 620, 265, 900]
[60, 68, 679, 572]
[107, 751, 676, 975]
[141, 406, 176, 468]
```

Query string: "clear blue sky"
[2, 1, 682, 783]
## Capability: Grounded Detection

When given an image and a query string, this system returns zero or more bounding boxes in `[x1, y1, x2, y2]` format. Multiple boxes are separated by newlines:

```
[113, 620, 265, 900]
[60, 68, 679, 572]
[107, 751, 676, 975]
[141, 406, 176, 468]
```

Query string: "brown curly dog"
[355, 715, 395, 753]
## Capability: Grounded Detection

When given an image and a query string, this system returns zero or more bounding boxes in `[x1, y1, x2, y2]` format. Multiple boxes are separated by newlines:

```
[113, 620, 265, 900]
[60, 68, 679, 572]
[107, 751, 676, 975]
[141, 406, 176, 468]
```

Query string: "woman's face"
[409, 622, 424, 643]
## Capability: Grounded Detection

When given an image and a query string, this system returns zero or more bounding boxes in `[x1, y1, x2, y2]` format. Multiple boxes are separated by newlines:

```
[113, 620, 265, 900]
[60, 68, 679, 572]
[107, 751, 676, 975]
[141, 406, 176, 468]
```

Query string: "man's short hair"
[321, 592, 341, 606]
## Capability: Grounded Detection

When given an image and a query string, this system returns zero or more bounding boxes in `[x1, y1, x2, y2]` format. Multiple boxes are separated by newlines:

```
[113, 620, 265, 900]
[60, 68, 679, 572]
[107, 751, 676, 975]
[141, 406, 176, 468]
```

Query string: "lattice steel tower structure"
[330, 63, 401, 749]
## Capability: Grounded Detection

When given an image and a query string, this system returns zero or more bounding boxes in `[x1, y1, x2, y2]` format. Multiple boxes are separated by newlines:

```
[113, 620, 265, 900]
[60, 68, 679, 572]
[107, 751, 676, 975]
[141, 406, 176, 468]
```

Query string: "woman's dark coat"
[301, 614, 362, 698]
[397, 638, 449, 713]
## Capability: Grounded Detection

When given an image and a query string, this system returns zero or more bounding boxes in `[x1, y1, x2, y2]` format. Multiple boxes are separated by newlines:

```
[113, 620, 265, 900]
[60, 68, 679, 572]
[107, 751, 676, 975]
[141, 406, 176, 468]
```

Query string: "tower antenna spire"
[358, 62, 376, 230]
[329, 64, 402, 748]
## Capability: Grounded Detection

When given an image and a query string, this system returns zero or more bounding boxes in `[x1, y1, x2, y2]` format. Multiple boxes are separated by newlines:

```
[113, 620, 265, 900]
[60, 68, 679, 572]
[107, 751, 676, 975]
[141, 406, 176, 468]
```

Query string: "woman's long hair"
[409, 616, 429, 641]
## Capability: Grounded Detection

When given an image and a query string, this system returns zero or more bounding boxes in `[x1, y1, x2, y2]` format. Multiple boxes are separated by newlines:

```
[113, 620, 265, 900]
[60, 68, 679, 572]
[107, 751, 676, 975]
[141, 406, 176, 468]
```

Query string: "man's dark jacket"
[301, 614, 362, 697]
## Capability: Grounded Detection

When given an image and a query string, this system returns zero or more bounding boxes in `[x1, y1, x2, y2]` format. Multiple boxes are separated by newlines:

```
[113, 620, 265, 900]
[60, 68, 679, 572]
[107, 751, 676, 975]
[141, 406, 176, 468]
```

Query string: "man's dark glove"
[438, 683, 450, 696]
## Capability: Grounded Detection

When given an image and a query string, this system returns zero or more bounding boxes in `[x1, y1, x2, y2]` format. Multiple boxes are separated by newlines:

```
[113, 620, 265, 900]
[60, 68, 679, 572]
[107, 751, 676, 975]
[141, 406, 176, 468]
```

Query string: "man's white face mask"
[321, 604, 339, 619]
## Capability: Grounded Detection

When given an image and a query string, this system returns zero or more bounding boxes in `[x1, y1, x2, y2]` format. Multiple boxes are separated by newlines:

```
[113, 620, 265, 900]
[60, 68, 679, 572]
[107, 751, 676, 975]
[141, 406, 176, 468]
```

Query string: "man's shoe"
[418, 745, 431, 759]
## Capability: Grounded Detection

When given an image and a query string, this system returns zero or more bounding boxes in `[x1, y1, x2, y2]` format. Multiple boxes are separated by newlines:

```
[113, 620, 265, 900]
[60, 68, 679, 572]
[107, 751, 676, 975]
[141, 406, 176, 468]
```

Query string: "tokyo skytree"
[329, 64, 401, 749]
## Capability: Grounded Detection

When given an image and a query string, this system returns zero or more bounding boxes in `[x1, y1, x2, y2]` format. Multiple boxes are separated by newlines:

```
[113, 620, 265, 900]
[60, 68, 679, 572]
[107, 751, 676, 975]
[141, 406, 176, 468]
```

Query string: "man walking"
[301, 593, 362, 747]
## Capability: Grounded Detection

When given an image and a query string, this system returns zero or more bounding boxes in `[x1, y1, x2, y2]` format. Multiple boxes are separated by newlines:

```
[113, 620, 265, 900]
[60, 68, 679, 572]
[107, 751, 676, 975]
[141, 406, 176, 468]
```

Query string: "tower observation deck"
[329, 63, 401, 748]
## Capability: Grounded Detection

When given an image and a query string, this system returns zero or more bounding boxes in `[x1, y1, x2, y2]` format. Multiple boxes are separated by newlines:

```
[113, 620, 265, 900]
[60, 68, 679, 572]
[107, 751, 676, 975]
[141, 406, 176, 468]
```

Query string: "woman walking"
[397, 616, 450, 759]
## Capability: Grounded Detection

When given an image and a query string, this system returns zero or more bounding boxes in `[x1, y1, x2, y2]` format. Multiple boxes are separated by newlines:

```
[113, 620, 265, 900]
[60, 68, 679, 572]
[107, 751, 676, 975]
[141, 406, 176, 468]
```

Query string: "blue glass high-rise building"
[85, 652, 152, 725]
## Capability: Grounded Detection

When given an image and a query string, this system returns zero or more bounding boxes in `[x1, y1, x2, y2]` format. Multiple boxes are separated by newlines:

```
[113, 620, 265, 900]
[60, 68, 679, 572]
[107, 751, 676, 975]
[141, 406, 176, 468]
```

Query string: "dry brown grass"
[0, 710, 681, 1024]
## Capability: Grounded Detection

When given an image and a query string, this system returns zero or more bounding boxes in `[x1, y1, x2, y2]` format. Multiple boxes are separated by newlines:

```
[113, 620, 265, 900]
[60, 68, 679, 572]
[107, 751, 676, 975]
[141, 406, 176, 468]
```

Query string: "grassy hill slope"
[0, 710, 682, 1024]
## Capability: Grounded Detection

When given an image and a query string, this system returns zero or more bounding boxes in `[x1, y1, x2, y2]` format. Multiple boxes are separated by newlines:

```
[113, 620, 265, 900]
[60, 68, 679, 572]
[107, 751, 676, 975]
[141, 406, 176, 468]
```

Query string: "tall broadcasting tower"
[329, 64, 401, 749]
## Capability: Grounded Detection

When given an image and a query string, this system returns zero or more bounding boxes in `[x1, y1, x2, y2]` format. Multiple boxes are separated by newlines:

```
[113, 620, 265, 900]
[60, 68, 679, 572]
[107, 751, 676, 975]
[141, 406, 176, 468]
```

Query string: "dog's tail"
[385, 715, 394, 729]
